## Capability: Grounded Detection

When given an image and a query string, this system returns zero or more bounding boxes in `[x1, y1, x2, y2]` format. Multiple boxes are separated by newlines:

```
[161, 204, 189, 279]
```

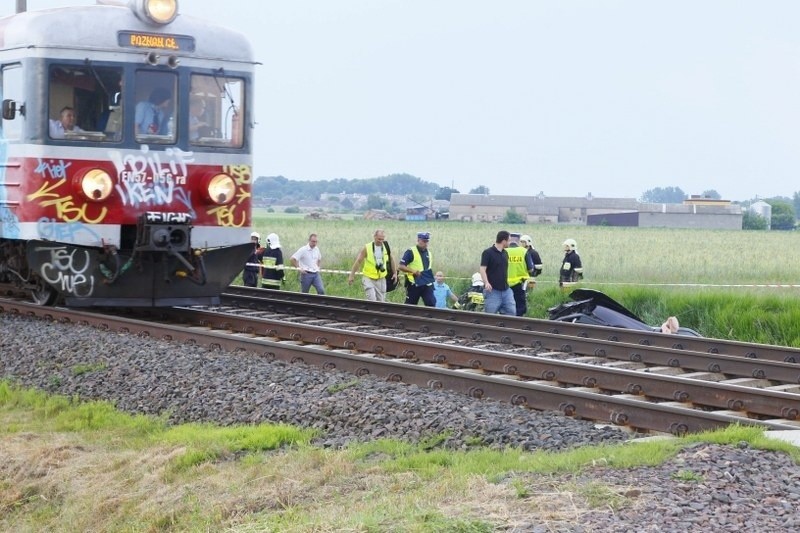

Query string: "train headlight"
[79, 169, 114, 201]
[133, 0, 179, 25]
[205, 173, 236, 205]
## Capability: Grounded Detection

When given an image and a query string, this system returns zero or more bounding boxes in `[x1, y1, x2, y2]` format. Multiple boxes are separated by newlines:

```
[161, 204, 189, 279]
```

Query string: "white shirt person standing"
[290, 233, 325, 294]
[49, 106, 85, 138]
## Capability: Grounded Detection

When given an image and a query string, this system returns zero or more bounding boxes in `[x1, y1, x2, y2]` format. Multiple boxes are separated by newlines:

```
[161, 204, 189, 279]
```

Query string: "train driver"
[135, 87, 172, 135]
[49, 106, 85, 138]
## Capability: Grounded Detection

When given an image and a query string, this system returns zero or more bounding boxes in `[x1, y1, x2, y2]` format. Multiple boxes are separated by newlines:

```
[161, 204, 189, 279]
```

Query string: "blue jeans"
[483, 287, 516, 315]
[300, 272, 325, 294]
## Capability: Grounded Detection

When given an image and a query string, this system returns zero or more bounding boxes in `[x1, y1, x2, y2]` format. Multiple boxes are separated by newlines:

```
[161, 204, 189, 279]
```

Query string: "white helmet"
[250, 231, 260, 240]
[471, 272, 484, 286]
[563, 238, 577, 251]
[520, 234, 533, 246]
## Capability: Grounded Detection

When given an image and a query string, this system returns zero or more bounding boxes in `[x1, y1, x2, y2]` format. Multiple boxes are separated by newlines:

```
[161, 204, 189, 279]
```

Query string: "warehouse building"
[448, 193, 742, 230]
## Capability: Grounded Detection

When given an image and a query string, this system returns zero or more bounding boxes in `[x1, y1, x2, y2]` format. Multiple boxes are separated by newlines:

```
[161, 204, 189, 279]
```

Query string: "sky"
[8, 1, 800, 201]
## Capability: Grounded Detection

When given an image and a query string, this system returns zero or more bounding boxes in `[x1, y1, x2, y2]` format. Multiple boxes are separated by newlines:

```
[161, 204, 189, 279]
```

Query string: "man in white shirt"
[290, 233, 325, 294]
[49, 106, 85, 138]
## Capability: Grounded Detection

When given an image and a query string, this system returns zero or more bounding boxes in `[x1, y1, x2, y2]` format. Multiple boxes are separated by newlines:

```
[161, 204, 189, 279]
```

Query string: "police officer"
[507, 232, 534, 316]
[398, 231, 436, 306]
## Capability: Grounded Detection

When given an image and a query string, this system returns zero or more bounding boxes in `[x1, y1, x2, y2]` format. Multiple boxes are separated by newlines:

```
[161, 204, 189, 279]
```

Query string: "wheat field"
[251, 212, 800, 291]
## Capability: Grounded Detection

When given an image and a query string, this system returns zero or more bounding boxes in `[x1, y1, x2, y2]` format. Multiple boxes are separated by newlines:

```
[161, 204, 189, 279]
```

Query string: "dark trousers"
[243, 269, 259, 287]
[405, 283, 436, 307]
[511, 282, 527, 317]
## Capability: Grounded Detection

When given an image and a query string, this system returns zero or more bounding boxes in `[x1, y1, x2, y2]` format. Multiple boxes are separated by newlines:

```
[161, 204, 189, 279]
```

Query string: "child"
[433, 271, 459, 309]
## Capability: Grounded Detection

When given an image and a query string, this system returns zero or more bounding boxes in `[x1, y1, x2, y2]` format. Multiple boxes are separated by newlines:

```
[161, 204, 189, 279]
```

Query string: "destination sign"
[118, 31, 195, 52]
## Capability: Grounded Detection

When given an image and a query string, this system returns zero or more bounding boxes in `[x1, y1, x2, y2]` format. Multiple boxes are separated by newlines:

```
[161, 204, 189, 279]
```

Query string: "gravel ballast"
[3, 313, 800, 532]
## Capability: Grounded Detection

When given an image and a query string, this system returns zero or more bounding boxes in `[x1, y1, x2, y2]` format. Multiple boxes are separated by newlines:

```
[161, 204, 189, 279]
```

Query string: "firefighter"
[520, 234, 543, 280]
[260, 233, 285, 290]
[559, 238, 583, 286]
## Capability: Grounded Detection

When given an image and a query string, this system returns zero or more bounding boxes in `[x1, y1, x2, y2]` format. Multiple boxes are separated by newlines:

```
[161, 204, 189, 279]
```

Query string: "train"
[0, 0, 255, 307]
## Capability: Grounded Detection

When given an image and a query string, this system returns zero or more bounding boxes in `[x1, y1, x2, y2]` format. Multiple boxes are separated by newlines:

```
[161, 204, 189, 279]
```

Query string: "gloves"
[453, 302, 462, 309]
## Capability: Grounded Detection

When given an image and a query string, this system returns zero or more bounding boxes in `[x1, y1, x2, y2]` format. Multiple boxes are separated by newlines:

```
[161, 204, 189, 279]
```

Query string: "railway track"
[2, 288, 800, 436]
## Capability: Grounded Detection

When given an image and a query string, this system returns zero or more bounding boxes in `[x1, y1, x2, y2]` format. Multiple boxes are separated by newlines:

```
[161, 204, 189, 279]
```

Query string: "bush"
[502, 209, 525, 224]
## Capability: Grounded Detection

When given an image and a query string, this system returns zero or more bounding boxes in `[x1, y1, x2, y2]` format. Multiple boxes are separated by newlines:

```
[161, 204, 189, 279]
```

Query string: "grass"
[7, 217, 798, 528]
[670, 469, 703, 482]
[249, 213, 800, 287]
[241, 215, 800, 346]
[2, 383, 799, 530]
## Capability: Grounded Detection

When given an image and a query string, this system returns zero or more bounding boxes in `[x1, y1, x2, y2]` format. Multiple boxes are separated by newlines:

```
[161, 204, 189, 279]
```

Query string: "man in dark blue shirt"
[479, 230, 515, 315]
[398, 231, 436, 306]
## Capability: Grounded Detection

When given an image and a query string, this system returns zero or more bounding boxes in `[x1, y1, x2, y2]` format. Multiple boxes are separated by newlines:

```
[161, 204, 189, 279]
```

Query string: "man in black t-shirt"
[479, 230, 516, 315]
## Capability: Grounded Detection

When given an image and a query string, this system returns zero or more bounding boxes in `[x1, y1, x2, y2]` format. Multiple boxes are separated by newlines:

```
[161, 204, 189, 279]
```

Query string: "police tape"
[582, 282, 800, 288]
[547, 281, 800, 289]
[244, 263, 377, 276]
[244, 264, 800, 289]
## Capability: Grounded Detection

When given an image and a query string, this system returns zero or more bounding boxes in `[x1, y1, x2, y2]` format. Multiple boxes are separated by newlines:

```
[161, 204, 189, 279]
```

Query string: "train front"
[0, 0, 256, 306]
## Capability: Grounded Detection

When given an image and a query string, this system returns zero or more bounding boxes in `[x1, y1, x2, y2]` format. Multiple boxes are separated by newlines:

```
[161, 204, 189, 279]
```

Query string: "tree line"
[253, 173, 440, 201]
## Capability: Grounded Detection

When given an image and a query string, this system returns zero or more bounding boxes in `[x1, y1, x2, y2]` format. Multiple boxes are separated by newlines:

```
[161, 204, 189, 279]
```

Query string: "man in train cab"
[398, 232, 436, 307]
[189, 96, 211, 141]
[49, 106, 84, 138]
[135, 87, 172, 135]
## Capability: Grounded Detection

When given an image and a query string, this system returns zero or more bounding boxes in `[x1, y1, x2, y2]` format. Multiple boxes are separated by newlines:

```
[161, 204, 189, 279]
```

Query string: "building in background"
[449, 193, 742, 230]
[748, 200, 772, 229]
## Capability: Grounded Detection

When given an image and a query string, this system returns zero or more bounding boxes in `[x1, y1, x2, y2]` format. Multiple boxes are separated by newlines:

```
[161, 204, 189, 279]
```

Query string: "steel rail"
[154, 305, 800, 422]
[219, 291, 800, 384]
[223, 287, 800, 362]
[3, 298, 798, 435]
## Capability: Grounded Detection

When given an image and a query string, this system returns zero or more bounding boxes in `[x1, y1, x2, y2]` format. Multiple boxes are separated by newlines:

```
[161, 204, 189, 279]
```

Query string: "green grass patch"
[671, 469, 703, 482]
[0, 380, 316, 458]
[70, 362, 107, 376]
[161, 422, 318, 471]
[3, 383, 800, 532]
[325, 378, 360, 393]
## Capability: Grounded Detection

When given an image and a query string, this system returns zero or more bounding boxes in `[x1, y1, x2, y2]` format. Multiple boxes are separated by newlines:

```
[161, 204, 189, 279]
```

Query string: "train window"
[189, 73, 244, 148]
[134, 70, 177, 144]
[48, 65, 123, 142]
[2, 64, 23, 140]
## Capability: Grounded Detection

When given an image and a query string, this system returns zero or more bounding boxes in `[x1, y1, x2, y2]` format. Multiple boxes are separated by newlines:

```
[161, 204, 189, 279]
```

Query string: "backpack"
[384, 240, 397, 292]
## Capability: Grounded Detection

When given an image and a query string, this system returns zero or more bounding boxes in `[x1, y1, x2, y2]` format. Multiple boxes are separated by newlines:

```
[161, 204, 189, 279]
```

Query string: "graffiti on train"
[35, 158, 72, 179]
[116, 179, 194, 213]
[36, 245, 95, 298]
[110, 146, 190, 185]
[36, 218, 102, 242]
